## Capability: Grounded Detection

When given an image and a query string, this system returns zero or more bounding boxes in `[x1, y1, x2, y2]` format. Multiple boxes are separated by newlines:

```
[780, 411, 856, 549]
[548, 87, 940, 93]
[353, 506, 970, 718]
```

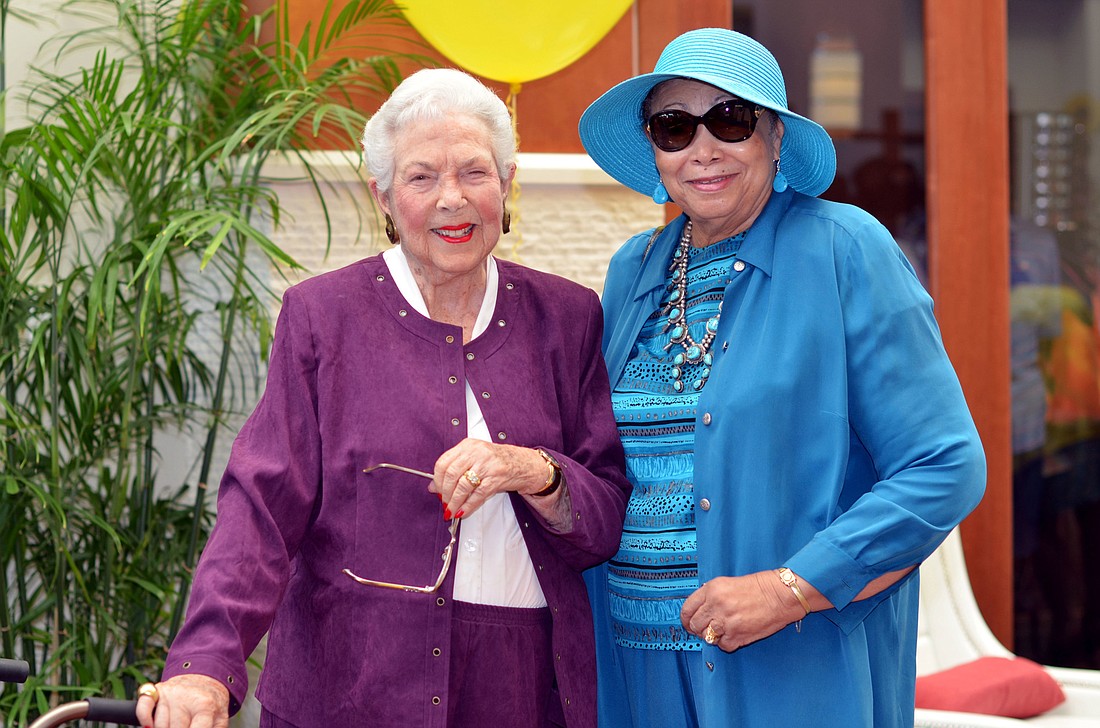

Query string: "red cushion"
[915, 656, 1066, 718]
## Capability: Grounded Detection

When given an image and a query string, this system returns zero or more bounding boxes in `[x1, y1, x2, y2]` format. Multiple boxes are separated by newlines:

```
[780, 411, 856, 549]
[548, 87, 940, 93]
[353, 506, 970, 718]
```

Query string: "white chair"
[915, 527, 1100, 726]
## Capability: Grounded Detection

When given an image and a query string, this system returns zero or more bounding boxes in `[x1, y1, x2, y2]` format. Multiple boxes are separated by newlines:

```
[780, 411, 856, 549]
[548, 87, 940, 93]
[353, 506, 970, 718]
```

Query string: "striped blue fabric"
[609, 233, 744, 650]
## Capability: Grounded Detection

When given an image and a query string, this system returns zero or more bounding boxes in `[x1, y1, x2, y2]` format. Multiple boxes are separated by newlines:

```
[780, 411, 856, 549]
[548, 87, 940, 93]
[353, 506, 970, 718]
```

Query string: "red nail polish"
[455, 510, 464, 519]
[437, 493, 443, 502]
[443, 508, 452, 520]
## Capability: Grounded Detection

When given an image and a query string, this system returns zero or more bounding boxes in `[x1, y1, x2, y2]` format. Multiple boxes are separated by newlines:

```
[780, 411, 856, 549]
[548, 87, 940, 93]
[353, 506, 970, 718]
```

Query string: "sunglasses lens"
[705, 102, 758, 143]
[647, 102, 760, 152]
[648, 111, 697, 152]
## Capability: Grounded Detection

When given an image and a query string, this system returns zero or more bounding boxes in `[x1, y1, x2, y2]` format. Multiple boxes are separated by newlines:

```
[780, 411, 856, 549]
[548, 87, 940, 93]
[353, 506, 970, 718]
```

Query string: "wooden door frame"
[924, 0, 1013, 645]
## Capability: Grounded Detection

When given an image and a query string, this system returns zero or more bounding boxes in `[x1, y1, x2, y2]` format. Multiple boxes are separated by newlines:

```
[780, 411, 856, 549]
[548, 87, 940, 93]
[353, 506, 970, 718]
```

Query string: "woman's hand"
[680, 571, 807, 652]
[432, 438, 563, 521]
[683, 564, 916, 652]
[135, 674, 230, 728]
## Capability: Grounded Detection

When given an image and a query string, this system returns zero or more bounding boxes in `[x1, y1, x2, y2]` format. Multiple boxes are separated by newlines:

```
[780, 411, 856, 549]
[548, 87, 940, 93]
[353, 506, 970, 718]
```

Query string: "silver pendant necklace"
[661, 220, 744, 392]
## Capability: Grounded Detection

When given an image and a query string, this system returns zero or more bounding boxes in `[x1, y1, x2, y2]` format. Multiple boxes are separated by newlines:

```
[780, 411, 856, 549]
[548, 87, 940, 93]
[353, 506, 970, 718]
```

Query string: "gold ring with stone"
[463, 469, 482, 488]
[137, 682, 159, 702]
[704, 624, 720, 645]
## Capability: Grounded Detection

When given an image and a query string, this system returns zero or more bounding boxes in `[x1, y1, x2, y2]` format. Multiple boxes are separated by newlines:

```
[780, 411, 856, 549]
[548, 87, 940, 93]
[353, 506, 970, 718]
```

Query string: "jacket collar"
[633, 188, 794, 301]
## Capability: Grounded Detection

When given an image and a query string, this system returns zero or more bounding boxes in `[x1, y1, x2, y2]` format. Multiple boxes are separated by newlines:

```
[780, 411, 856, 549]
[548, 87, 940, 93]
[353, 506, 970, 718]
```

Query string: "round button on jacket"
[699, 498, 712, 511]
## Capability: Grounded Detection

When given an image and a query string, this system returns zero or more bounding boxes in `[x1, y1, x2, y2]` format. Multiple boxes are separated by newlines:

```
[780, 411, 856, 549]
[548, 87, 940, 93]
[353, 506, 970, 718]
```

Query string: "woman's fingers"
[680, 572, 793, 652]
[141, 674, 230, 728]
[433, 439, 547, 519]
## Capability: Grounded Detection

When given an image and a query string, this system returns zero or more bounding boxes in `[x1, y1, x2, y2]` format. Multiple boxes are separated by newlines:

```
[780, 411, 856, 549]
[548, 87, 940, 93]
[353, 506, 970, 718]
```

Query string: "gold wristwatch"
[532, 448, 563, 496]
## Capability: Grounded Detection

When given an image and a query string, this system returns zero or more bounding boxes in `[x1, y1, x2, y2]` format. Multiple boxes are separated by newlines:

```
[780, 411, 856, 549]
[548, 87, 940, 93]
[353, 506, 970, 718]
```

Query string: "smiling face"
[647, 78, 783, 246]
[370, 113, 514, 291]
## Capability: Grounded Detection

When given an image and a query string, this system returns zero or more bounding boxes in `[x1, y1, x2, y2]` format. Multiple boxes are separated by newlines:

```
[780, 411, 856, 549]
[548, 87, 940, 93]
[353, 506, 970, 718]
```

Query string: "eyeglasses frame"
[646, 100, 765, 153]
[341, 463, 458, 594]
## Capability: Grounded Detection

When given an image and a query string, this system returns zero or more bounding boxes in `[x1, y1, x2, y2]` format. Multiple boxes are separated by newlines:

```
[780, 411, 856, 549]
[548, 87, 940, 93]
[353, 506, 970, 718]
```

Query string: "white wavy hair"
[361, 67, 516, 195]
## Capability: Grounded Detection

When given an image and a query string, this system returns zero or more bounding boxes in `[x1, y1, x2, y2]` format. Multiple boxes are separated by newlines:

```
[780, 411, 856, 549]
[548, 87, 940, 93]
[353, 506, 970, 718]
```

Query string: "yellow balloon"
[401, 0, 634, 84]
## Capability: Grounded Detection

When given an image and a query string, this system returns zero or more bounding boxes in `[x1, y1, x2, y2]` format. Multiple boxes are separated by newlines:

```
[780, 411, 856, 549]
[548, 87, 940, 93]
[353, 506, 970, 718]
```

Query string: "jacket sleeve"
[785, 214, 986, 625]
[161, 288, 323, 713]
[525, 288, 632, 572]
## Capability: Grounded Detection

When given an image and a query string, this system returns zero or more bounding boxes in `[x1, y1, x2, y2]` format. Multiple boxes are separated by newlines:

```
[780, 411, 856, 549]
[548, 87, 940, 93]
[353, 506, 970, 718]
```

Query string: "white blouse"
[383, 246, 547, 607]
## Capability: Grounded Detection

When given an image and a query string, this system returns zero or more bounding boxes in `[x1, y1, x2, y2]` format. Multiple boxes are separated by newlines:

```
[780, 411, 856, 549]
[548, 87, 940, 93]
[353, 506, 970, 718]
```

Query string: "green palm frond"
[0, 0, 422, 721]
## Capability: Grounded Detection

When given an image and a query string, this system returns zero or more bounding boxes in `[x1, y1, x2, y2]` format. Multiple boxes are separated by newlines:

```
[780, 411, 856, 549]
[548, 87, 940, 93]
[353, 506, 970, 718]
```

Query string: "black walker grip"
[0, 658, 30, 683]
[85, 697, 141, 725]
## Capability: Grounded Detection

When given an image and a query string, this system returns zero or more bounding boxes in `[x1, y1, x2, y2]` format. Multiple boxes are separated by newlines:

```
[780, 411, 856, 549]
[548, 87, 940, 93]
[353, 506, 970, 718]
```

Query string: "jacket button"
[702, 412, 712, 425]
[699, 498, 711, 511]
[706, 661, 715, 671]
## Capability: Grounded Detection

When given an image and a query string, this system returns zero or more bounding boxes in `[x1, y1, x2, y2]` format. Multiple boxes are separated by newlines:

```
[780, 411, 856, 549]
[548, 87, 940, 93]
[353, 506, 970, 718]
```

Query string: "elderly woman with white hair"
[136, 67, 631, 728]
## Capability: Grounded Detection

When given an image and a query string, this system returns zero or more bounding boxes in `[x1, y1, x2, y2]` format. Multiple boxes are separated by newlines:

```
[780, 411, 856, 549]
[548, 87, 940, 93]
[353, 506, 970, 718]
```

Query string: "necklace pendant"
[685, 344, 703, 363]
[673, 379, 685, 393]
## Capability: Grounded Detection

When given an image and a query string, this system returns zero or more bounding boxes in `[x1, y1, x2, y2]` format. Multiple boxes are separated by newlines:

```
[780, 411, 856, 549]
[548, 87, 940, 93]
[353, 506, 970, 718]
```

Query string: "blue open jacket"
[588, 189, 986, 727]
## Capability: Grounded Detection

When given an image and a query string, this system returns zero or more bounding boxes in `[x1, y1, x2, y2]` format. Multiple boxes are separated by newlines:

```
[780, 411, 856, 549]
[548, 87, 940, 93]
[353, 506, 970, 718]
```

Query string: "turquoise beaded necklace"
[661, 220, 745, 392]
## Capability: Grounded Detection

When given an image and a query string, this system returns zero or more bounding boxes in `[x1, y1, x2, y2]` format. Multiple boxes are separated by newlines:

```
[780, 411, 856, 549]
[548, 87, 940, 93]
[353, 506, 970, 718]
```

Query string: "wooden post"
[924, 0, 1014, 646]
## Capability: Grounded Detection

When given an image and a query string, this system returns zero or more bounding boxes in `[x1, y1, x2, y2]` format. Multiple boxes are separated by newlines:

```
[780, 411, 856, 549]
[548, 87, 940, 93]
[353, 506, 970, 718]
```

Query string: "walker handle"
[0, 657, 30, 683]
[27, 698, 140, 728]
[85, 697, 141, 725]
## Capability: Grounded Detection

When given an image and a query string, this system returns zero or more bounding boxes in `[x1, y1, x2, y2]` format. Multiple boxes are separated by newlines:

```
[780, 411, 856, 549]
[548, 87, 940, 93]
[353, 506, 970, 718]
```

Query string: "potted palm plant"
[0, 0, 424, 721]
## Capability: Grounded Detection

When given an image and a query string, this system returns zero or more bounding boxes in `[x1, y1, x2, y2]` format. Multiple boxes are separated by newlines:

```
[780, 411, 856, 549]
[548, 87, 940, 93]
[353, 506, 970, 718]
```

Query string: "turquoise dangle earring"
[652, 181, 670, 205]
[772, 158, 788, 193]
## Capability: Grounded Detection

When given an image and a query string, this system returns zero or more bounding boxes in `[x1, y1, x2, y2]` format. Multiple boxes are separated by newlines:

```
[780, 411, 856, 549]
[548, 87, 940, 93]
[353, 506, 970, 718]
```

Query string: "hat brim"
[579, 70, 836, 199]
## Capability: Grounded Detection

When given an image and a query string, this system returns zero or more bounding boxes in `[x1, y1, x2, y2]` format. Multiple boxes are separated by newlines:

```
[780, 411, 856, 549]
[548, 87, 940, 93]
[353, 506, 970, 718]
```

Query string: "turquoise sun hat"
[579, 27, 836, 199]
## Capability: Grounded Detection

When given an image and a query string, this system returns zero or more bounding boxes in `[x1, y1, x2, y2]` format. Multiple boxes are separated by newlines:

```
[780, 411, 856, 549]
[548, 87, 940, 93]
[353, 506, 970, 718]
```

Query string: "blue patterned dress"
[609, 232, 745, 652]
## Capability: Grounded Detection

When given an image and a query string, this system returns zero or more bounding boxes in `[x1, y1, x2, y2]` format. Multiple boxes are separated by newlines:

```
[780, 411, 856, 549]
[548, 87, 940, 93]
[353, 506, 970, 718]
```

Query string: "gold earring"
[384, 214, 399, 244]
[502, 206, 511, 235]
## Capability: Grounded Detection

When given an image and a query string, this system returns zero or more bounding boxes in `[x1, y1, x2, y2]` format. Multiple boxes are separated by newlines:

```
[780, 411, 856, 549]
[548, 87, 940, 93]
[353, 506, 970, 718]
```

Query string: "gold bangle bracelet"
[776, 567, 811, 615]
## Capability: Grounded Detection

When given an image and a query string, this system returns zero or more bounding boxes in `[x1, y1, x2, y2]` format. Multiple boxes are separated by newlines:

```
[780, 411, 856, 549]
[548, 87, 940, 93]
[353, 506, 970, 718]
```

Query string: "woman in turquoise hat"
[579, 28, 986, 727]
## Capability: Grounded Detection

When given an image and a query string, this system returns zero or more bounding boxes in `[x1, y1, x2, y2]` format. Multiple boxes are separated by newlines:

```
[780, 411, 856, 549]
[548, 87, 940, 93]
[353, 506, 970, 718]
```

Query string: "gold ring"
[463, 469, 482, 488]
[137, 682, 159, 702]
[704, 624, 720, 645]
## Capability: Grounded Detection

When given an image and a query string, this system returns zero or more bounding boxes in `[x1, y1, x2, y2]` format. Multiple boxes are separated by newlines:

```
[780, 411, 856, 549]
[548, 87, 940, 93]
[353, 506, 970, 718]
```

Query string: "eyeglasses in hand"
[341, 463, 458, 594]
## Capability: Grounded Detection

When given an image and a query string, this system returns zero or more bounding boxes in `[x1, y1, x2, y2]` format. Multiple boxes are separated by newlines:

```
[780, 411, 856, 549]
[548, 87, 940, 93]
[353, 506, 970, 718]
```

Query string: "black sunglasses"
[646, 100, 764, 153]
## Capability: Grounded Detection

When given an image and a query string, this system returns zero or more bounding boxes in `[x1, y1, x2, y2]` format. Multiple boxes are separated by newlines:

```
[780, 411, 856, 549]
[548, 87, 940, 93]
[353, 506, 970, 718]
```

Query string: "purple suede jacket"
[162, 254, 631, 727]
